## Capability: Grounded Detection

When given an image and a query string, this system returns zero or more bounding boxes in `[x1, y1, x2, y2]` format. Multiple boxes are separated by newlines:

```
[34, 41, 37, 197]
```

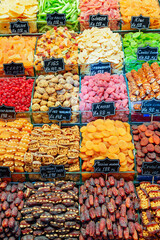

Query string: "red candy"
[0, 77, 34, 112]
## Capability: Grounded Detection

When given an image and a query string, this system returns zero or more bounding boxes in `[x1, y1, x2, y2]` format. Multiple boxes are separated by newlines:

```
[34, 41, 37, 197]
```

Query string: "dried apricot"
[149, 136, 154, 143]
[138, 124, 147, 132]
[85, 140, 94, 150]
[81, 126, 87, 132]
[93, 144, 100, 152]
[109, 145, 119, 154]
[128, 150, 134, 159]
[145, 130, 154, 137]
[153, 135, 160, 145]
[102, 131, 110, 137]
[118, 128, 126, 136]
[99, 142, 107, 153]
[155, 145, 160, 153]
[118, 152, 126, 163]
[93, 132, 103, 139]
[118, 140, 128, 150]
[108, 136, 118, 145]
[133, 135, 139, 142]
[140, 137, 148, 146]
[86, 150, 94, 156]
[96, 124, 105, 131]
[80, 146, 87, 152]
[146, 144, 154, 152]
[87, 125, 97, 133]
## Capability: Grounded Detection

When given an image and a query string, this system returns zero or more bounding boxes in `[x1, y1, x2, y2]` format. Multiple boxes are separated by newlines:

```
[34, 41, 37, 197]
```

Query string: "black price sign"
[89, 13, 108, 28]
[142, 160, 160, 176]
[90, 61, 111, 76]
[3, 61, 24, 76]
[92, 100, 115, 117]
[44, 57, 65, 73]
[94, 157, 120, 173]
[10, 20, 29, 34]
[47, 12, 66, 26]
[40, 164, 66, 178]
[137, 46, 158, 61]
[0, 105, 16, 120]
[131, 15, 150, 29]
[141, 98, 160, 115]
[49, 106, 71, 121]
[0, 167, 11, 178]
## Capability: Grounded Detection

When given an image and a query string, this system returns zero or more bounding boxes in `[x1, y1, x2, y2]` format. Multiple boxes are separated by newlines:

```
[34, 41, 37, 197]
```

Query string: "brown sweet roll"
[142, 81, 151, 94]
[155, 92, 160, 100]
[151, 62, 160, 84]
[139, 87, 146, 99]
[142, 62, 156, 83]
[151, 81, 160, 93]
[137, 68, 146, 84]
[131, 69, 143, 86]
[126, 72, 140, 98]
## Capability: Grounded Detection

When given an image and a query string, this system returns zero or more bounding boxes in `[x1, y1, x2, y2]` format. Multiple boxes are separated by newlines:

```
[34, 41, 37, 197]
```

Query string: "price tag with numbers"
[137, 46, 158, 61]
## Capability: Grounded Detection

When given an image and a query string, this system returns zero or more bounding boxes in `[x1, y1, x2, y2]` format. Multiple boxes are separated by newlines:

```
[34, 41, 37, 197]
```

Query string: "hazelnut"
[59, 78, 66, 84]
[32, 99, 41, 104]
[40, 106, 49, 111]
[65, 93, 72, 100]
[46, 87, 55, 95]
[49, 96, 57, 102]
[34, 92, 42, 99]
[73, 75, 79, 81]
[63, 100, 70, 107]
[74, 80, 79, 87]
[42, 93, 49, 100]
[37, 87, 46, 95]
[64, 72, 73, 79]
[40, 100, 48, 106]
[38, 80, 48, 88]
[32, 103, 40, 111]
[64, 83, 73, 90]
[72, 105, 79, 111]
[50, 77, 59, 83]
[47, 101, 55, 107]
[55, 101, 61, 107]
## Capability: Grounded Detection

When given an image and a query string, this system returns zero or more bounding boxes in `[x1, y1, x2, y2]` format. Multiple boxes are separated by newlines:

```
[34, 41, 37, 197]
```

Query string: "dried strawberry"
[100, 218, 106, 232]
[119, 178, 125, 187]
[96, 185, 102, 195]
[85, 198, 91, 209]
[112, 187, 119, 197]
[106, 218, 112, 231]
[108, 202, 115, 214]
[98, 194, 105, 204]
[89, 221, 95, 237]
[89, 208, 96, 220]
[119, 217, 127, 228]
[94, 196, 99, 208]
[102, 204, 107, 218]
[96, 222, 100, 236]
[119, 187, 125, 197]
[108, 176, 115, 186]
[115, 195, 122, 205]
[124, 227, 129, 239]
[95, 206, 101, 218]
[113, 223, 118, 236]
[102, 187, 107, 196]
[89, 195, 94, 206]
[128, 221, 135, 235]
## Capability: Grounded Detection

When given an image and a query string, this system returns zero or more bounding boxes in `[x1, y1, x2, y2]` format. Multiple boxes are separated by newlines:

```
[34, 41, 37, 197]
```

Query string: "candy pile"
[126, 62, 160, 110]
[123, 32, 160, 72]
[20, 181, 80, 240]
[0, 119, 32, 172]
[79, 0, 120, 31]
[80, 72, 128, 111]
[0, 77, 34, 112]
[27, 124, 80, 172]
[0, 0, 38, 33]
[37, 0, 80, 32]
[0, 181, 24, 240]
[120, 0, 160, 30]
[132, 122, 160, 174]
[0, 36, 36, 76]
[34, 27, 78, 73]
[80, 119, 134, 172]
[137, 182, 160, 239]
[32, 73, 79, 123]
[77, 27, 124, 74]
[79, 176, 142, 239]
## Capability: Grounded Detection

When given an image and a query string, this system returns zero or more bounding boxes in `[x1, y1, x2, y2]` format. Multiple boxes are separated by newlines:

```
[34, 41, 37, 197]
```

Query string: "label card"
[89, 13, 108, 28]
[141, 98, 160, 115]
[10, 20, 29, 34]
[92, 100, 115, 117]
[0, 167, 11, 178]
[40, 164, 66, 178]
[137, 46, 158, 61]
[131, 15, 150, 29]
[49, 106, 71, 121]
[3, 62, 24, 76]
[47, 12, 66, 26]
[94, 157, 120, 173]
[44, 57, 65, 73]
[142, 160, 160, 176]
[90, 61, 111, 76]
[0, 105, 16, 120]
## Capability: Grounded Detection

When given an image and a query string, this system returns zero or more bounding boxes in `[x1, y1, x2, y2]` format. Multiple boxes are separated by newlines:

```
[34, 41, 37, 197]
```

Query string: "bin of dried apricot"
[132, 122, 160, 174]
[80, 119, 135, 172]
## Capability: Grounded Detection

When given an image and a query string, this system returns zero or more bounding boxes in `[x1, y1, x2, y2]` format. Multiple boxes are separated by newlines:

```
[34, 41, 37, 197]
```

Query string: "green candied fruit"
[132, 32, 141, 39]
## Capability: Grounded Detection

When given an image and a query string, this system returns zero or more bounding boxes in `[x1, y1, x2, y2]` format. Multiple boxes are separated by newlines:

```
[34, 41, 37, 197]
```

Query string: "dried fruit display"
[0, 36, 36, 76]
[77, 27, 124, 74]
[34, 27, 78, 74]
[0, 119, 32, 172]
[80, 119, 135, 172]
[27, 124, 80, 172]
[32, 73, 79, 124]
[137, 182, 160, 239]
[20, 181, 80, 240]
[126, 62, 160, 111]
[79, 0, 120, 31]
[80, 72, 129, 122]
[0, 77, 34, 112]
[132, 122, 160, 174]
[120, 0, 160, 30]
[0, 0, 38, 33]
[80, 176, 142, 239]
[0, 181, 24, 239]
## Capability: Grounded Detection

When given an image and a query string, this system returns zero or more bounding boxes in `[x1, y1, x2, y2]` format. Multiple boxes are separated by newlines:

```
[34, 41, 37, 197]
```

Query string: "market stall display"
[0, 0, 38, 33]
[37, 0, 80, 32]
[0, 36, 36, 76]
[32, 73, 79, 124]
[77, 27, 124, 74]
[123, 32, 160, 72]
[120, 0, 160, 30]
[80, 119, 135, 172]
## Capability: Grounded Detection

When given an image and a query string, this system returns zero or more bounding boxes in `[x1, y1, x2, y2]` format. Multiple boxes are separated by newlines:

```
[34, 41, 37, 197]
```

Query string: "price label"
[0, 167, 11, 178]
[44, 57, 65, 73]
[131, 15, 150, 29]
[10, 20, 29, 34]
[94, 157, 120, 173]
[89, 13, 108, 28]
[0, 105, 16, 120]
[49, 106, 71, 121]
[92, 100, 115, 117]
[141, 99, 160, 115]
[137, 46, 158, 61]
[142, 160, 160, 176]
[47, 12, 66, 26]
[90, 61, 111, 76]
[40, 164, 66, 178]
[3, 62, 24, 76]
